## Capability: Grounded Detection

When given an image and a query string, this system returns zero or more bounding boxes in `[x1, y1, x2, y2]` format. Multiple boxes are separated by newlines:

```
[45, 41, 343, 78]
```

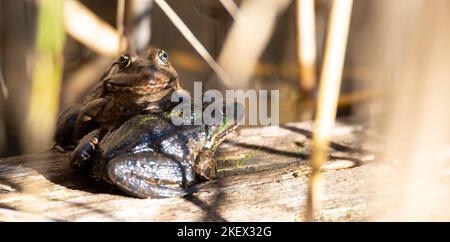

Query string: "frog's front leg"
[71, 129, 106, 169]
[106, 152, 196, 198]
[194, 151, 218, 181]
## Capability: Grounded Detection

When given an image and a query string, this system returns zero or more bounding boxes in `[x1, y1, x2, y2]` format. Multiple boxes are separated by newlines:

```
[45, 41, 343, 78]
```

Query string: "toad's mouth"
[105, 73, 178, 95]
[107, 83, 177, 98]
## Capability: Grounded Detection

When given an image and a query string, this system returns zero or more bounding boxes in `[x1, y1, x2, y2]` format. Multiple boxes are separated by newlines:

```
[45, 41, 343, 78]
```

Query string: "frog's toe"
[107, 152, 195, 198]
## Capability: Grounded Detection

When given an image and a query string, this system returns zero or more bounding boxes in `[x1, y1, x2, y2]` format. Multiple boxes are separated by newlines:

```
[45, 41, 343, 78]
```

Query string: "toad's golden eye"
[117, 54, 131, 68]
[157, 50, 169, 65]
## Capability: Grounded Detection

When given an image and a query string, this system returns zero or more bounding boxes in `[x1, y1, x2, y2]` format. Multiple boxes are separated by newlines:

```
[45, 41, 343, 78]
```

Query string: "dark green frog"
[70, 106, 239, 198]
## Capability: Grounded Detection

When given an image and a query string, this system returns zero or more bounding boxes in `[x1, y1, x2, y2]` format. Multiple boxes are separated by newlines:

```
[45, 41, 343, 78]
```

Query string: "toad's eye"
[157, 50, 169, 65]
[117, 54, 131, 68]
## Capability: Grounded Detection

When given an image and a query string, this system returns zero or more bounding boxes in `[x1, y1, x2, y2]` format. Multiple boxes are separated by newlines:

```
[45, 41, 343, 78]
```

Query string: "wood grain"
[0, 121, 380, 221]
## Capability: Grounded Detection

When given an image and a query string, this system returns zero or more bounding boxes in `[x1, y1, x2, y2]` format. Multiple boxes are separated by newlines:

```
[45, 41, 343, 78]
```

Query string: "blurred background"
[0, 0, 449, 221]
[0, 0, 373, 156]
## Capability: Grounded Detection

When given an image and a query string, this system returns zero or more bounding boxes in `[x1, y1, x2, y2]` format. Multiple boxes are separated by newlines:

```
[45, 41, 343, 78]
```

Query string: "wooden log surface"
[0, 121, 384, 221]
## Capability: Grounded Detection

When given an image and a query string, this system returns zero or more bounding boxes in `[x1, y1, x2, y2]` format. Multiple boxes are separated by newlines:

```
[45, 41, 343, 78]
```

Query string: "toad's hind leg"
[106, 152, 195, 198]
[54, 104, 81, 148]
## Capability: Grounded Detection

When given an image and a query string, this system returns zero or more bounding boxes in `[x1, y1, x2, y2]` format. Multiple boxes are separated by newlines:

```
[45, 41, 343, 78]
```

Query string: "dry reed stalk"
[296, 0, 317, 92]
[154, 0, 232, 86]
[217, 0, 291, 88]
[219, 0, 240, 20]
[305, 0, 353, 221]
[116, 0, 126, 54]
[64, 0, 126, 56]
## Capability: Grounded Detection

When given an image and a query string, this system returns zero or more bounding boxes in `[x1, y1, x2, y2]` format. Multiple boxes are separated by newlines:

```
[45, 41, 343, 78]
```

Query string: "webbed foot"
[194, 152, 218, 181]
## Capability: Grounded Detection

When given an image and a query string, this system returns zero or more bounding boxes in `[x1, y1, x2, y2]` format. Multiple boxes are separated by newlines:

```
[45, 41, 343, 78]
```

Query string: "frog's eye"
[117, 54, 131, 68]
[157, 50, 169, 65]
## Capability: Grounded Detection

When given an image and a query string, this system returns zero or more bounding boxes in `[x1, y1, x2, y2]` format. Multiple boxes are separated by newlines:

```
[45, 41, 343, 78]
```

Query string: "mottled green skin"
[70, 112, 238, 198]
[54, 48, 180, 148]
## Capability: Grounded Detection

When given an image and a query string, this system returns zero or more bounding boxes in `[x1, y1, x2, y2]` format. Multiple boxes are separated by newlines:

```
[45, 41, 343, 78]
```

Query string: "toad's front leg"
[54, 104, 81, 149]
[73, 98, 108, 141]
[106, 152, 196, 198]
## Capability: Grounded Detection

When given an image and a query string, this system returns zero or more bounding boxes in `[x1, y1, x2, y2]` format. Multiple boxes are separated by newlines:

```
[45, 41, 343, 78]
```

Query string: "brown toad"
[55, 48, 180, 148]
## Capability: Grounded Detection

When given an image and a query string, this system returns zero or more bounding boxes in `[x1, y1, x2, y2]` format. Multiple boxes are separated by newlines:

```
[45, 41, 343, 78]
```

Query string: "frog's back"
[99, 114, 176, 161]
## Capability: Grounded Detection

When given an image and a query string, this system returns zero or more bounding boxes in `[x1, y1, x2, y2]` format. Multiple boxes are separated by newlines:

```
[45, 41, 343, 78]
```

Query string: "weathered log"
[0, 121, 380, 221]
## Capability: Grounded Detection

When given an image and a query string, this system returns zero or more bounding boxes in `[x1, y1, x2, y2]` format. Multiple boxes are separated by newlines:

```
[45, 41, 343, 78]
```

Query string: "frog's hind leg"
[106, 152, 195, 198]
